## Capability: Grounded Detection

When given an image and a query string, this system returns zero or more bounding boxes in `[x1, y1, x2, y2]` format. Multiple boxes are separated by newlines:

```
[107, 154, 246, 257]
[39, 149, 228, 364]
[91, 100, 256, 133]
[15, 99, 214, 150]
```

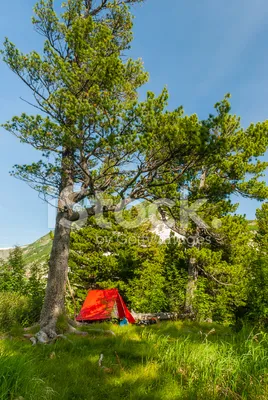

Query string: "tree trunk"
[40, 209, 71, 336]
[40, 146, 74, 337]
[184, 256, 198, 318]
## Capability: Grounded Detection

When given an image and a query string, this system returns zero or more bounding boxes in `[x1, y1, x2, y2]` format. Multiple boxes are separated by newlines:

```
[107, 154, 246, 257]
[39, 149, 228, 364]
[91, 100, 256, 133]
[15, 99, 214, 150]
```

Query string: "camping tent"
[76, 289, 135, 324]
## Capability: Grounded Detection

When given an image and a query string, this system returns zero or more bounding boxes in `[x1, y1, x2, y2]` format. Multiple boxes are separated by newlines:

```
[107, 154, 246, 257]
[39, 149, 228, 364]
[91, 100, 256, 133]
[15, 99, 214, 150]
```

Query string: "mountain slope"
[0, 233, 52, 268]
[22, 233, 52, 267]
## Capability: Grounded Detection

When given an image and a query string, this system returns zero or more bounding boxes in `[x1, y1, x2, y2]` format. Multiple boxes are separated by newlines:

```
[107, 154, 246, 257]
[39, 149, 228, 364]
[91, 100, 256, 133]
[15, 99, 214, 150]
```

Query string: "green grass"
[1, 322, 268, 399]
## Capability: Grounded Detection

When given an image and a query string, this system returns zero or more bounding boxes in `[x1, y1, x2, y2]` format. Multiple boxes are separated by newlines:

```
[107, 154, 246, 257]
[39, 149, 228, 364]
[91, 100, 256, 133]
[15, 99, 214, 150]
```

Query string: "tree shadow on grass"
[0, 323, 265, 400]
[130, 321, 232, 346]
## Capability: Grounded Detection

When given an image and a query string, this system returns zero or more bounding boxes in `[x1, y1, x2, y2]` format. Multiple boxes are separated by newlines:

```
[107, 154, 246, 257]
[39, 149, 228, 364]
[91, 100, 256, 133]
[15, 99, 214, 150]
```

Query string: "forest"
[0, 0, 268, 399]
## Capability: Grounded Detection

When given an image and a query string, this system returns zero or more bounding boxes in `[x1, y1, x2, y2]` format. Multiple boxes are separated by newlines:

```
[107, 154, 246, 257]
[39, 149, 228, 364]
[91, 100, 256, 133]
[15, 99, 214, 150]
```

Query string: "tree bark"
[40, 210, 71, 336]
[184, 256, 198, 318]
[40, 147, 74, 337]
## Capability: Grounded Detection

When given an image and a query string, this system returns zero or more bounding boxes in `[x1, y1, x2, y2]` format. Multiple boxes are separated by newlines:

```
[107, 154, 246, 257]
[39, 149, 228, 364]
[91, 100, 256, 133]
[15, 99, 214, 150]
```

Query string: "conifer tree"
[148, 96, 268, 317]
[69, 212, 165, 313]
[2, 0, 191, 335]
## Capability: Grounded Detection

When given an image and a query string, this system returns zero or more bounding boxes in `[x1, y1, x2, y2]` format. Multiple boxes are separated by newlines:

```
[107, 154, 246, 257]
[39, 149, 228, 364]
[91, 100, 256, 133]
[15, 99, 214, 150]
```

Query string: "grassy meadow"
[1, 321, 268, 400]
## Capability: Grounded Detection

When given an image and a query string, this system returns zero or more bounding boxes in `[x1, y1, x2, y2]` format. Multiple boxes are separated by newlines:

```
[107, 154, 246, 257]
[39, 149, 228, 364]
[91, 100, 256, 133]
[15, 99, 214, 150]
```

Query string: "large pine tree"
[2, 0, 196, 335]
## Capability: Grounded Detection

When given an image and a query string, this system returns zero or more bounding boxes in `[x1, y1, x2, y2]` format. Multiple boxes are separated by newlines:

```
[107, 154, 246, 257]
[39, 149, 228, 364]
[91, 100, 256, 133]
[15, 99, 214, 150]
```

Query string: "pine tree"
[147, 96, 268, 317]
[1, 0, 178, 335]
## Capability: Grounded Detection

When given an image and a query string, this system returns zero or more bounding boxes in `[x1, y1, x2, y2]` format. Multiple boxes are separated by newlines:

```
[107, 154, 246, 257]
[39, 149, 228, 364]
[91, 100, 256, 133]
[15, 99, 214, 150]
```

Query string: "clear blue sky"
[0, 0, 267, 247]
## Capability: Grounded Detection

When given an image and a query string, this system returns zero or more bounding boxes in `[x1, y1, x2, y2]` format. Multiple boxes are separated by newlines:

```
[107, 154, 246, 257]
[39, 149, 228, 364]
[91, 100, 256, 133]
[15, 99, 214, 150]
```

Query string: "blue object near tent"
[119, 317, 128, 326]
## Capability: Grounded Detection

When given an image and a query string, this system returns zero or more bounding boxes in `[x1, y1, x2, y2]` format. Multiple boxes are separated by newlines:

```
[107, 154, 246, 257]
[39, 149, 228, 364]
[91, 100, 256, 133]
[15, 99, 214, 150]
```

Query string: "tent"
[76, 289, 135, 324]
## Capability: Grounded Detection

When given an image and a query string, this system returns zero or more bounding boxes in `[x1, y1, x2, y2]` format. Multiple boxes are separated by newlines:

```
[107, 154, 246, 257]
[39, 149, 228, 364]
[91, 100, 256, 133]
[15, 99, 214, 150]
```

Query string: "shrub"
[0, 292, 30, 331]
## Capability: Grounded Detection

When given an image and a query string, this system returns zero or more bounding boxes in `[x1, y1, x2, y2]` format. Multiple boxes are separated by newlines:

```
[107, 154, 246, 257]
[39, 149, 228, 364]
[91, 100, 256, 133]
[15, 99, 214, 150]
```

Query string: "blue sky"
[0, 0, 267, 247]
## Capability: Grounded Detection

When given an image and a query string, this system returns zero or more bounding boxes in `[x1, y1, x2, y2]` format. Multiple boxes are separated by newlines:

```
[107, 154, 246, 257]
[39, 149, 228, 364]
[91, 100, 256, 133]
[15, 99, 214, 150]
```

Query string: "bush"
[0, 292, 30, 331]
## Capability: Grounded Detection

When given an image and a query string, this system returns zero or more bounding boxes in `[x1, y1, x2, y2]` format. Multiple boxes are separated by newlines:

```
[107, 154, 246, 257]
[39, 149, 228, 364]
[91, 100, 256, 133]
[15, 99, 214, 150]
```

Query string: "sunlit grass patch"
[0, 322, 268, 399]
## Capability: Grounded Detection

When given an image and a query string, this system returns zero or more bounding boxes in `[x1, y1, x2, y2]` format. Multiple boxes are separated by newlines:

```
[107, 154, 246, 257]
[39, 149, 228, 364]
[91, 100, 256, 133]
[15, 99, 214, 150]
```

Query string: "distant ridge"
[0, 233, 53, 268]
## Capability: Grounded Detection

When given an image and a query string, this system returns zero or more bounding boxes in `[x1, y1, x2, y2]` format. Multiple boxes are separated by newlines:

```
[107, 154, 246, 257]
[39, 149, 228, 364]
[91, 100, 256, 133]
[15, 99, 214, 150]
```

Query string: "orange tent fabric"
[76, 289, 135, 324]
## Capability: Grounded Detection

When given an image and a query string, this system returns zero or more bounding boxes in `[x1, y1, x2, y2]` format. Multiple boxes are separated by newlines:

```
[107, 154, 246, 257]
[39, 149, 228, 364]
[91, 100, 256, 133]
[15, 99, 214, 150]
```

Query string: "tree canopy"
[1, 0, 268, 334]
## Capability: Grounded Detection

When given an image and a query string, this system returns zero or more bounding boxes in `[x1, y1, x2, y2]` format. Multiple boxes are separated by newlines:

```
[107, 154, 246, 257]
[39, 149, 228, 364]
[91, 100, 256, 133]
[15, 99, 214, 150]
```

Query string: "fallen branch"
[98, 354, 113, 373]
[115, 351, 124, 371]
[131, 311, 178, 321]
[199, 328, 216, 342]
[99, 353, 104, 367]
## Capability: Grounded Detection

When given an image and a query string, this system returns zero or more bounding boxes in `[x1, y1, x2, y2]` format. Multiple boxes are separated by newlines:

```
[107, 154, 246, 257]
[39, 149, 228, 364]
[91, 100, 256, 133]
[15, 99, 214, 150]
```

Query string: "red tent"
[76, 289, 135, 324]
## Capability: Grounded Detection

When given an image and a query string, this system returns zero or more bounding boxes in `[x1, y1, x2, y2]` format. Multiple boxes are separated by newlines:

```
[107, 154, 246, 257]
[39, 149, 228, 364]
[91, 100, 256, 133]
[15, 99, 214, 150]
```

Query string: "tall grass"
[0, 346, 55, 400]
[0, 322, 268, 399]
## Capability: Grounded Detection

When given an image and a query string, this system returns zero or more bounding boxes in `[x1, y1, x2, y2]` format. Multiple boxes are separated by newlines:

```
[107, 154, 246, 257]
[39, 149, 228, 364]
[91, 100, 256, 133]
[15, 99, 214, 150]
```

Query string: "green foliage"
[183, 216, 255, 323]
[0, 246, 26, 293]
[256, 203, 268, 249]
[163, 237, 188, 313]
[0, 292, 30, 331]
[247, 203, 268, 323]
[69, 213, 165, 313]
[27, 263, 46, 322]
[127, 259, 166, 313]
[0, 247, 46, 326]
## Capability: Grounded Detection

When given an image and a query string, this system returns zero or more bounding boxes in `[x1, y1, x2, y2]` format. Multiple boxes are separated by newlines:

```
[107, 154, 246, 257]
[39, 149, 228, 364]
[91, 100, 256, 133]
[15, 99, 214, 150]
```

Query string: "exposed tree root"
[23, 323, 40, 332]
[68, 318, 79, 328]
[23, 322, 115, 345]
[68, 324, 115, 337]
[68, 324, 88, 336]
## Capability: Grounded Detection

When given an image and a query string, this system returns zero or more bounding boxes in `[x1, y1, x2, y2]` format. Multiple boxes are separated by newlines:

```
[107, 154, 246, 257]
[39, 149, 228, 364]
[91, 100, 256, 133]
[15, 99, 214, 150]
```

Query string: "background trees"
[0, 247, 45, 327]
[146, 96, 268, 317]
[247, 203, 268, 323]
[1, 0, 268, 333]
[68, 210, 260, 324]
